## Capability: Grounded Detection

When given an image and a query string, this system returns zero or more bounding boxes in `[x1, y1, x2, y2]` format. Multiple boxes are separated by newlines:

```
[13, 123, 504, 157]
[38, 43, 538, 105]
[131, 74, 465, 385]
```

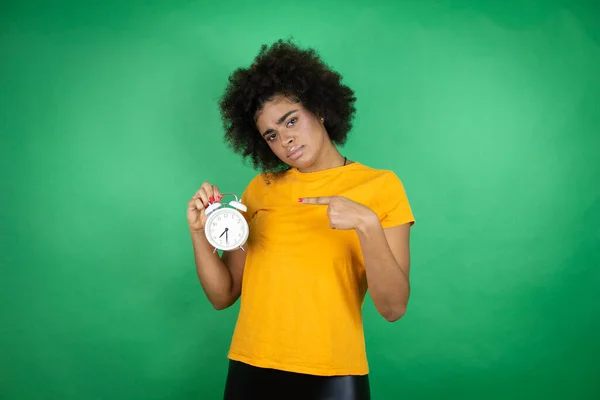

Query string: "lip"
[287, 145, 304, 160]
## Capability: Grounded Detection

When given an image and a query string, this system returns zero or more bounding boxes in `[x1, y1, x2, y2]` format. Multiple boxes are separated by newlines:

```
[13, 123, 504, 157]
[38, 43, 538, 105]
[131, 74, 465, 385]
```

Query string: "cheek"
[273, 145, 286, 156]
[266, 140, 287, 158]
[299, 119, 323, 142]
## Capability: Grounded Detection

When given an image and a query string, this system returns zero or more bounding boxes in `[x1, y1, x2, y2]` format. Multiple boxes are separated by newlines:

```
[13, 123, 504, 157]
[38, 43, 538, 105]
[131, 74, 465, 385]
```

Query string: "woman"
[187, 39, 415, 400]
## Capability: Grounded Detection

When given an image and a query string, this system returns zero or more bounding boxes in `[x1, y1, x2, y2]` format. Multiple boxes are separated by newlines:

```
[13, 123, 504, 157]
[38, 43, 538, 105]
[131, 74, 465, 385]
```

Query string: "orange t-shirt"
[227, 162, 415, 376]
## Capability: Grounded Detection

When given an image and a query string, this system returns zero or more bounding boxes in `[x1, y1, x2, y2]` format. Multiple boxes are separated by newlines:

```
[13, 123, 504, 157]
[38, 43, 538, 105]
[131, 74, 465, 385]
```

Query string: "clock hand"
[219, 227, 229, 238]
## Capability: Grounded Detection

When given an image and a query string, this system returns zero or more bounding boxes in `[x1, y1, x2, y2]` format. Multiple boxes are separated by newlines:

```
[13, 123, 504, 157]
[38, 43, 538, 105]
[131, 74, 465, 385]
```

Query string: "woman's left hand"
[299, 196, 379, 230]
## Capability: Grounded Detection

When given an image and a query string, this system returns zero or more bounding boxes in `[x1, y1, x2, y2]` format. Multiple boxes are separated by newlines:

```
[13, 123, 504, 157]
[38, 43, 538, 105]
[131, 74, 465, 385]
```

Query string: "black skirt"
[223, 360, 371, 400]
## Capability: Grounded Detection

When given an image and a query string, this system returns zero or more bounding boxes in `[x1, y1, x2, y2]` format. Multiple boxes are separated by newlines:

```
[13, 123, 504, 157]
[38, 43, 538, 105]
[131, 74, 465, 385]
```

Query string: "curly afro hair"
[218, 39, 357, 173]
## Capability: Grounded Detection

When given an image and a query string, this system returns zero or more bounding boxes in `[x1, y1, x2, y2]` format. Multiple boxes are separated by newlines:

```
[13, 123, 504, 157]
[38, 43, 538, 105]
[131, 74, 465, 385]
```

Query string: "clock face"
[205, 208, 249, 251]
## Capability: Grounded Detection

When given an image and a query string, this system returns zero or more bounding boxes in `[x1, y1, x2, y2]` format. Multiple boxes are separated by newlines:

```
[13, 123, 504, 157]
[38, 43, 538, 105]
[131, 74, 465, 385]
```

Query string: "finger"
[192, 184, 211, 207]
[201, 181, 217, 202]
[187, 198, 197, 210]
[298, 196, 333, 205]
[212, 185, 222, 202]
[188, 197, 206, 211]
[193, 188, 209, 206]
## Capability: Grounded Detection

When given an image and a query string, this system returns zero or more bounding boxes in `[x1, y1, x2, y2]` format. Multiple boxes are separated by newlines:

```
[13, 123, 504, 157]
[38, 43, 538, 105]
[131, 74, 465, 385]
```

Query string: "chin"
[280, 152, 310, 168]
[289, 157, 314, 170]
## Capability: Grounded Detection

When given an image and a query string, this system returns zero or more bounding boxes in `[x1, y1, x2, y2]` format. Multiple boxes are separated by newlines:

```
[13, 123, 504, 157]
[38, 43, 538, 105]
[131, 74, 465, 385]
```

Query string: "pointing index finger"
[298, 196, 332, 205]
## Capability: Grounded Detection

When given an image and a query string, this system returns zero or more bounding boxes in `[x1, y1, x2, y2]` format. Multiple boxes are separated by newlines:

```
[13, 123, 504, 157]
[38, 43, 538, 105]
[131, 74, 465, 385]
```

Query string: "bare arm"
[356, 220, 411, 322]
[187, 181, 247, 310]
[190, 230, 246, 310]
[299, 194, 412, 322]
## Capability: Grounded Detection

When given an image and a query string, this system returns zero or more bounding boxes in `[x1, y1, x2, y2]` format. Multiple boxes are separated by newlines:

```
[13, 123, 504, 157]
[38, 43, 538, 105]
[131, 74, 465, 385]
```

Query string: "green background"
[2, 1, 599, 399]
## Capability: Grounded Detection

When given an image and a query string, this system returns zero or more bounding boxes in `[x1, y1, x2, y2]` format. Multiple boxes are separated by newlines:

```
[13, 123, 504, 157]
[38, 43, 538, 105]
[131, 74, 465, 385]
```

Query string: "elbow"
[212, 302, 229, 311]
[373, 294, 409, 322]
[211, 298, 234, 310]
[210, 293, 238, 311]
[382, 305, 407, 323]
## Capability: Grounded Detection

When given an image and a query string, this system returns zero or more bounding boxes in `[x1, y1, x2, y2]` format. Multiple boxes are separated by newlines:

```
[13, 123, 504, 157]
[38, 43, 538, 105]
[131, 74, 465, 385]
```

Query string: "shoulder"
[349, 162, 406, 189]
[350, 161, 412, 206]
[351, 162, 414, 227]
[241, 170, 289, 201]
[245, 172, 266, 189]
[243, 170, 287, 191]
[241, 172, 266, 198]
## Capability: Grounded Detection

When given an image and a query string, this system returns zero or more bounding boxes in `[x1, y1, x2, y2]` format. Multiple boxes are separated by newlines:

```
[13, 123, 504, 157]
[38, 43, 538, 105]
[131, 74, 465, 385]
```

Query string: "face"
[255, 94, 330, 170]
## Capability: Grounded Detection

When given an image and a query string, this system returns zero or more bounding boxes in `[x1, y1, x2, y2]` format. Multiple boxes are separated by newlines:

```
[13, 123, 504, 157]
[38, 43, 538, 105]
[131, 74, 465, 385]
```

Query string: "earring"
[320, 117, 324, 122]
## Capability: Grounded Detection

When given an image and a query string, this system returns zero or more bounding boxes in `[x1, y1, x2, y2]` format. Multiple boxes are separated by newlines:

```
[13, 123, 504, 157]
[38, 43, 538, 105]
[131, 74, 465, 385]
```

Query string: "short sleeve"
[378, 172, 415, 229]
[239, 174, 262, 225]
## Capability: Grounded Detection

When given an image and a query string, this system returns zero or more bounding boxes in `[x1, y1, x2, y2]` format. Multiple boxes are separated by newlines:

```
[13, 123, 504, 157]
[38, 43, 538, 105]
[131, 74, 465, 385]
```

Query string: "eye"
[286, 117, 297, 127]
[267, 132, 277, 141]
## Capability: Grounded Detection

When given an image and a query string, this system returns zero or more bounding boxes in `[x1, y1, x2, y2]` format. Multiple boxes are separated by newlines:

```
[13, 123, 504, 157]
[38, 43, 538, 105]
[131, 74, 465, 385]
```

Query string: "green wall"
[1, 1, 599, 399]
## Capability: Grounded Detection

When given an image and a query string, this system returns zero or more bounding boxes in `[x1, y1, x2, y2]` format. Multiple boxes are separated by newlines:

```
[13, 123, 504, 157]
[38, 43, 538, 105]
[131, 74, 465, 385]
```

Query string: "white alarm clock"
[204, 193, 249, 252]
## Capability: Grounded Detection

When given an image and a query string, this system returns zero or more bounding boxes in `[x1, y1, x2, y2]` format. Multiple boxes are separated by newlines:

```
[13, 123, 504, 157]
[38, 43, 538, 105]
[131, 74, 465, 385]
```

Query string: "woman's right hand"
[187, 182, 222, 232]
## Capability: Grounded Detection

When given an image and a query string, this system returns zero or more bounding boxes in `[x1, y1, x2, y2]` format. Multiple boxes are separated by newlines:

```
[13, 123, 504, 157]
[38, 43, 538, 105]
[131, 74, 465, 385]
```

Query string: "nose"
[280, 133, 294, 147]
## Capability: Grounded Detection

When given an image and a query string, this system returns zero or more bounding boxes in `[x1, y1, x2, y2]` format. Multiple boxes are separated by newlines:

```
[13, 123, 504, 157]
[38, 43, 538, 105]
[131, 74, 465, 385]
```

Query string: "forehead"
[255, 95, 302, 125]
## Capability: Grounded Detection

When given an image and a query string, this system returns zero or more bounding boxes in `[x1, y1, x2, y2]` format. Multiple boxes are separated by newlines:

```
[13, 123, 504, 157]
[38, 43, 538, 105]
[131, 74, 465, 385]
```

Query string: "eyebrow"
[261, 109, 298, 137]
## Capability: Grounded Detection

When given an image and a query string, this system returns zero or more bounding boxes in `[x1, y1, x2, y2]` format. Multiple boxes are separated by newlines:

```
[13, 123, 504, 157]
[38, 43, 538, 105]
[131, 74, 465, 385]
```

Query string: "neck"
[296, 143, 346, 173]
